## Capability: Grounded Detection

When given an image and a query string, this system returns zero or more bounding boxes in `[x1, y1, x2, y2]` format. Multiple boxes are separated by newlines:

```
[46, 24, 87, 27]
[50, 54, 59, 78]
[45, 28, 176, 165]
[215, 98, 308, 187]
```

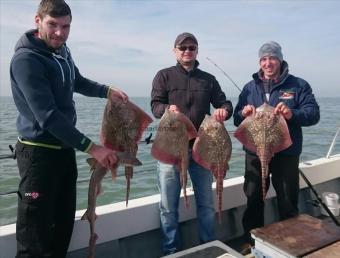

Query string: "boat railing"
[1, 127, 339, 196]
[326, 127, 340, 158]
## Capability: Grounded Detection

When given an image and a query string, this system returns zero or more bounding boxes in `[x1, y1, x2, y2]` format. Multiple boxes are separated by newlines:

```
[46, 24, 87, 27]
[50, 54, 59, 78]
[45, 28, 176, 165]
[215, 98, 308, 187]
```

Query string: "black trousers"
[15, 141, 78, 258]
[242, 153, 300, 242]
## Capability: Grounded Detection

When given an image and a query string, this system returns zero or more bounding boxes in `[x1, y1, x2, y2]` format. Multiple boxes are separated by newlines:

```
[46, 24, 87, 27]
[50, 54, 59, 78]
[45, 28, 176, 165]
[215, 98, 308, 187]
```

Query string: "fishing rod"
[0, 190, 17, 196]
[141, 133, 153, 144]
[0, 145, 16, 160]
[0, 168, 158, 196]
[206, 57, 242, 92]
[299, 169, 340, 227]
[0, 154, 15, 160]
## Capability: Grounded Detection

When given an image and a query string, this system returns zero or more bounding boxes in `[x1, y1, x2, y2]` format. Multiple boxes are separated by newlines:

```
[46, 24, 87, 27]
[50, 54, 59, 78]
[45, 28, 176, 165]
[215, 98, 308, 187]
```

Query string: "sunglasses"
[176, 45, 197, 52]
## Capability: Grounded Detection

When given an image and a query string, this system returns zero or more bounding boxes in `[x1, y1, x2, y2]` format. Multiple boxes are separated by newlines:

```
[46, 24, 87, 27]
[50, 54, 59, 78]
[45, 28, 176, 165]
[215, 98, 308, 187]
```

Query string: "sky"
[1, 0, 339, 98]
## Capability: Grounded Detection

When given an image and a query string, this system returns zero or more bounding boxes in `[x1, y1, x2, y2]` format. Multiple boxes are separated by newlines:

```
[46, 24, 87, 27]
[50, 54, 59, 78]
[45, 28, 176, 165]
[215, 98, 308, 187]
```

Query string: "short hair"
[37, 0, 72, 20]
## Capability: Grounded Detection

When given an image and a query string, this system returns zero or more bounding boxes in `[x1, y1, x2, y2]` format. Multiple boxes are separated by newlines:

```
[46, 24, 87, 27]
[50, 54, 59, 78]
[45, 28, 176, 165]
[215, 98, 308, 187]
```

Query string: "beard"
[37, 26, 65, 50]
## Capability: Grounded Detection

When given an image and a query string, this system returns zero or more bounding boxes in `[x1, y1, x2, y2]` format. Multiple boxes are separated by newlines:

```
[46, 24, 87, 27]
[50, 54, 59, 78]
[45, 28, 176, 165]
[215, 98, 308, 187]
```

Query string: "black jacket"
[151, 62, 233, 130]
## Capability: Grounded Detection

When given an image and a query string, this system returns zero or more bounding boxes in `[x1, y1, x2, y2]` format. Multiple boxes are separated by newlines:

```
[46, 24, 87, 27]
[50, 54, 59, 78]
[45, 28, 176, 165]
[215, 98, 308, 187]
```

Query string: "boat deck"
[161, 240, 243, 258]
[161, 214, 340, 258]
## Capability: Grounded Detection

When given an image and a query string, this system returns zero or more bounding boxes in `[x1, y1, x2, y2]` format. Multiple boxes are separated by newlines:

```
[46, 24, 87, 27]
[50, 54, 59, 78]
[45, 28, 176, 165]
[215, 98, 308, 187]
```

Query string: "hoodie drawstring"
[65, 47, 75, 80]
[52, 54, 65, 84]
[52, 52, 75, 85]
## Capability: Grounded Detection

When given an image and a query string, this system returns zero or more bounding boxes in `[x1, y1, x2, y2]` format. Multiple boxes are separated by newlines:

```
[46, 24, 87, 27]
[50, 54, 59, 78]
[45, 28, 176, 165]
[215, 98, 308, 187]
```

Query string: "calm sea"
[1, 96, 339, 226]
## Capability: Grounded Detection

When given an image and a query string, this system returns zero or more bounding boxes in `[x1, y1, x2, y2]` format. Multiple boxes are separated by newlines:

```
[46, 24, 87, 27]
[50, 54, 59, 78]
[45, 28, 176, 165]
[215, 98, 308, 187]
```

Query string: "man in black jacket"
[10, 1, 127, 257]
[151, 32, 233, 255]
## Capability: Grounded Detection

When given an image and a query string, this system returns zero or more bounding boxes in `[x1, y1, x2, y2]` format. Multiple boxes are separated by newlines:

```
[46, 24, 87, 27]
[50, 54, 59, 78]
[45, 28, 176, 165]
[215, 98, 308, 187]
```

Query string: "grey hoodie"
[10, 29, 109, 151]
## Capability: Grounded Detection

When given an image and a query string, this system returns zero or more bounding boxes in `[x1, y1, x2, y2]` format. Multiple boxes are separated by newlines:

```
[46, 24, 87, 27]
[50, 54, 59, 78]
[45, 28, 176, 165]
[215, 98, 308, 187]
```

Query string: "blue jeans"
[157, 152, 215, 254]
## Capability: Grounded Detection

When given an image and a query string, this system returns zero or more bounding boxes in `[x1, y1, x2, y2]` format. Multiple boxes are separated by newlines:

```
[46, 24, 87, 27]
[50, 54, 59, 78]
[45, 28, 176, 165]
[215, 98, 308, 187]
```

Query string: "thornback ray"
[192, 115, 232, 223]
[100, 97, 153, 206]
[82, 97, 152, 258]
[234, 103, 292, 200]
[151, 109, 197, 208]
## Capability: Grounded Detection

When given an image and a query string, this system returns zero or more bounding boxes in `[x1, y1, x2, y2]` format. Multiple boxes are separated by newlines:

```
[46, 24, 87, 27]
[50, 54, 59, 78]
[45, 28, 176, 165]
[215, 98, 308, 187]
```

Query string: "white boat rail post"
[326, 127, 340, 158]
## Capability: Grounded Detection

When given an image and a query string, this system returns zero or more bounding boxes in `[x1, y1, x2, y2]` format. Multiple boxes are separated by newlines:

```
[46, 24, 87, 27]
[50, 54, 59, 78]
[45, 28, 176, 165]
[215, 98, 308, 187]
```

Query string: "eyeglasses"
[176, 45, 197, 52]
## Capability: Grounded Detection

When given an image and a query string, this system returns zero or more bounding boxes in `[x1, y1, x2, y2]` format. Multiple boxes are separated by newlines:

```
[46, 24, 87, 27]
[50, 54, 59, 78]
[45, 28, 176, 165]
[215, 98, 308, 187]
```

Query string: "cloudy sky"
[1, 0, 339, 98]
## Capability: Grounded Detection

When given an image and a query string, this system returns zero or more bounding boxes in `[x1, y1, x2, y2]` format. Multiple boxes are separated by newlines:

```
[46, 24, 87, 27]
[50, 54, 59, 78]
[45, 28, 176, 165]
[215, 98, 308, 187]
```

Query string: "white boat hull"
[1, 154, 339, 258]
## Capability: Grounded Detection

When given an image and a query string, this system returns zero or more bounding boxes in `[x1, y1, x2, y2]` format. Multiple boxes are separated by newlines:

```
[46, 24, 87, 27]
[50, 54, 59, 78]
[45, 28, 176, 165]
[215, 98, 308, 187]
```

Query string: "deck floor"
[162, 240, 244, 258]
[225, 214, 340, 258]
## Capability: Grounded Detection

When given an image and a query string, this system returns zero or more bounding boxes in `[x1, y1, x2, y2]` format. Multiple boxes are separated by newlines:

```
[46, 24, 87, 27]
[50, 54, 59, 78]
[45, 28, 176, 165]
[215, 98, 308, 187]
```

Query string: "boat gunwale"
[1, 154, 340, 256]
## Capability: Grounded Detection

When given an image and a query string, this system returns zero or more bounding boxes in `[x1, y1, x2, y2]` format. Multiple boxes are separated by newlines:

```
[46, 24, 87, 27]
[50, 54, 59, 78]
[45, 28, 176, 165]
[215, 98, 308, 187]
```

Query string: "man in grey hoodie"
[10, 1, 127, 257]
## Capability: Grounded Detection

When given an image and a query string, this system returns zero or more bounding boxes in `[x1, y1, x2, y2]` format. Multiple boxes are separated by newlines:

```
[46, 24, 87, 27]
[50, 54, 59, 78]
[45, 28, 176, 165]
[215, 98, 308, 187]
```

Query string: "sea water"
[0, 96, 339, 226]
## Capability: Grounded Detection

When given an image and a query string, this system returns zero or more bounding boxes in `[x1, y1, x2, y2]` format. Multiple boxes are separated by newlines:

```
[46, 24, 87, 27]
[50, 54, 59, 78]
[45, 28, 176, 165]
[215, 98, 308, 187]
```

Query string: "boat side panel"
[1, 155, 340, 258]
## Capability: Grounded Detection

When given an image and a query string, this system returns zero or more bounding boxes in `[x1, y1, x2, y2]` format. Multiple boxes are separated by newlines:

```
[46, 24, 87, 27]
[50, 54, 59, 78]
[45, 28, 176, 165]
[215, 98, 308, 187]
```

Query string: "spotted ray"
[151, 109, 197, 207]
[234, 103, 292, 200]
[100, 97, 153, 206]
[192, 115, 232, 222]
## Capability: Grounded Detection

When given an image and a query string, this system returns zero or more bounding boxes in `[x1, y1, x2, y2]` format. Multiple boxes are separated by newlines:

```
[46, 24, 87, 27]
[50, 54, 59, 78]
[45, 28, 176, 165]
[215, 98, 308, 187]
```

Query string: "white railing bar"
[326, 127, 340, 158]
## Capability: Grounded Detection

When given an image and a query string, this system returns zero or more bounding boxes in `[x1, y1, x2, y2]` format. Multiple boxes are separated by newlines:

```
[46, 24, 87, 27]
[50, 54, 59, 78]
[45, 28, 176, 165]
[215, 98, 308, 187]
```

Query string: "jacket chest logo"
[279, 90, 295, 100]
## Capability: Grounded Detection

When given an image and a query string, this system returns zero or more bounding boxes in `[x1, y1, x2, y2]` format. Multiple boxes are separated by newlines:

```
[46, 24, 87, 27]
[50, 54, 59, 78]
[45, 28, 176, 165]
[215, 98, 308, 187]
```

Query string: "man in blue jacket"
[10, 1, 128, 257]
[233, 41, 320, 254]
